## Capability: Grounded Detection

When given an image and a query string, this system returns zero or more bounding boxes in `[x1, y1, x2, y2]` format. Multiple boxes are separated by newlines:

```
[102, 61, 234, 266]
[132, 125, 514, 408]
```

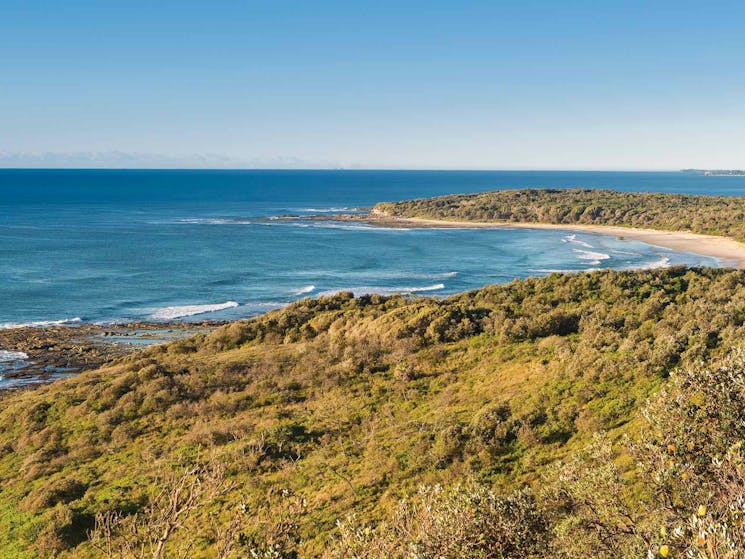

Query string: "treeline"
[374, 188, 745, 240]
[3, 268, 745, 556]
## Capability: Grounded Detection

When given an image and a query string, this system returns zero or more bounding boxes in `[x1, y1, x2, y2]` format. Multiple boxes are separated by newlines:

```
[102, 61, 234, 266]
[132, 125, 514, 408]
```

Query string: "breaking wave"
[151, 301, 239, 320]
[573, 249, 611, 266]
[295, 207, 357, 213]
[0, 350, 29, 362]
[0, 318, 82, 330]
[562, 234, 594, 248]
[317, 283, 446, 297]
[291, 285, 316, 295]
[636, 257, 672, 270]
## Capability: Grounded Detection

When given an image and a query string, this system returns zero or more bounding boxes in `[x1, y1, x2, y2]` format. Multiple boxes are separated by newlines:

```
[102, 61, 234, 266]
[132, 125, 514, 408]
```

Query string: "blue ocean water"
[1, 169, 743, 327]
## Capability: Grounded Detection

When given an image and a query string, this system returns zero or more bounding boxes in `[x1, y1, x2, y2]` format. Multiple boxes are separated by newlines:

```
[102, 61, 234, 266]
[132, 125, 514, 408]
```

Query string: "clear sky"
[2, 0, 745, 169]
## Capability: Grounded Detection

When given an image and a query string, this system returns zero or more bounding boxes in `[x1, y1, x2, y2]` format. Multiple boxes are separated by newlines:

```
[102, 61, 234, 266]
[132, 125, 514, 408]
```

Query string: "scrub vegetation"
[2, 267, 745, 557]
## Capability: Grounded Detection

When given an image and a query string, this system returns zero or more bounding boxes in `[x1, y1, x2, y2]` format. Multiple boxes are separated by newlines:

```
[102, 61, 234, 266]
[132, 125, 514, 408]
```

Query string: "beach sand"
[365, 216, 745, 269]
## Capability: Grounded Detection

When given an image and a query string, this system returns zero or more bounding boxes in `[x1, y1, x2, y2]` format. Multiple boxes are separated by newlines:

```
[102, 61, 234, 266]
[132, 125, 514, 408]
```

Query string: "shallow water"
[0, 349, 76, 389]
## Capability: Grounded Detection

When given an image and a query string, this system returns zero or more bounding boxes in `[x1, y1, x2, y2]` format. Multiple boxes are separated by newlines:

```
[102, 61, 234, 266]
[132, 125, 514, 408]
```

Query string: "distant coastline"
[681, 168, 745, 176]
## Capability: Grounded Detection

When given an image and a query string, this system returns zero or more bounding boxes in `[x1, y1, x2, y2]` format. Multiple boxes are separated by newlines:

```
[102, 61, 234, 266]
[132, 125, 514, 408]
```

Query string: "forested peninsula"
[373, 188, 745, 241]
[3, 266, 745, 557]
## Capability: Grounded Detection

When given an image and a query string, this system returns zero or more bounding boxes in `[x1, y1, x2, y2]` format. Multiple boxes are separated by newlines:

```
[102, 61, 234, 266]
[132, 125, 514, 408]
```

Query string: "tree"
[88, 458, 230, 559]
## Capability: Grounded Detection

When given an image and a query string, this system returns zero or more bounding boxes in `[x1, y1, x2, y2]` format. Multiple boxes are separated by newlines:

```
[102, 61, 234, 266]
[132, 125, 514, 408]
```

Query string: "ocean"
[1, 169, 743, 327]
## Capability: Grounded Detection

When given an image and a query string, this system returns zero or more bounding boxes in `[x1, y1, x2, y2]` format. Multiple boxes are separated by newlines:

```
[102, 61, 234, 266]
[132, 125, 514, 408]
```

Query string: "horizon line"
[0, 166, 695, 173]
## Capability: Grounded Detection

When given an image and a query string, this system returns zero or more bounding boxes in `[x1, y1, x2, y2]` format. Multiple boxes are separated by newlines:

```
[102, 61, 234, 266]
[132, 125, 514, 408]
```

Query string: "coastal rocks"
[0, 321, 221, 391]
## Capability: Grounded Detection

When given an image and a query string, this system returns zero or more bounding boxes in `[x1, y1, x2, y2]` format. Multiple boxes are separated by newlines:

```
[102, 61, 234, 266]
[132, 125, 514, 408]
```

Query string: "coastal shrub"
[627, 350, 745, 557]
[469, 402, 516, 451]
[21, 478, 88, 513]
[330, 351, 745, 558]
[33, 504, 87, 555]
[329, 483, 548, 559]
[540, 350, 745, 558]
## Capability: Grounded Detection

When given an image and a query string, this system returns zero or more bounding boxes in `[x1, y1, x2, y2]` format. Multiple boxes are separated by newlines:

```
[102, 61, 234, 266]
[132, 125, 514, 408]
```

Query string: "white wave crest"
[611, 249, 641, 256]
[573, 249, 611, 262]
[278, 221, 410, 231]
[303, 222, 411, 231]
[291, 285, 316, 295]
[318, 283, 445, 297]
[309, 223, 375, 230]
[0, 317, 82, 330]
[562, 234, 594, 248]
[573, 239, 594, 248]
[637, 257, 672, 270]
[177, 218, 408, 232]
[529, 268, 573, 274]
[0, 350, 29, 379]
[400, 283, 446, 293]
[0, 350, 29, 362]
[296, 207, 356, 213]
[151, 301, 239, 320]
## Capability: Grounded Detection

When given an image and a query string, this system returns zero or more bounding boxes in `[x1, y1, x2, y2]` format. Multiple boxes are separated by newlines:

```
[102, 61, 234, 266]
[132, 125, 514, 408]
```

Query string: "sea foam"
[291, 285, 316, 295]
[573, 249, 611, 266]
[562, 234, 594, 248]
[305, 222, 411, 231]
[0, 350, 29, 377]
[296, 207, 356, 213]
[0, 350, 29, 362]
[637, 257, 672, 270]
[529, 268, 574, 274]
[0, 318, 82, 330]
[318, 283, 446, 297]
[151, 301, 239, 320]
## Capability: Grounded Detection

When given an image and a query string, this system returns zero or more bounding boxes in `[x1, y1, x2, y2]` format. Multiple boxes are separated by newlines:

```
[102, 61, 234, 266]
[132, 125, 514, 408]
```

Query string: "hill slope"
[2, 267, 745, 557]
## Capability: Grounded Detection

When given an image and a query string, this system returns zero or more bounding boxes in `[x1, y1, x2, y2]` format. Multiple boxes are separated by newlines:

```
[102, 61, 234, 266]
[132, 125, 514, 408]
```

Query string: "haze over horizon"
[3, 1, 745, 170]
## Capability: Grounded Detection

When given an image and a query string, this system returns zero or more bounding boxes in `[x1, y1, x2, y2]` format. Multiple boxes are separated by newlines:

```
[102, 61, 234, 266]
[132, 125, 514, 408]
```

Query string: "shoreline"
[5, 213, 745, 391]
[0, 321, 224, 391]
[359, 215, 745, 269]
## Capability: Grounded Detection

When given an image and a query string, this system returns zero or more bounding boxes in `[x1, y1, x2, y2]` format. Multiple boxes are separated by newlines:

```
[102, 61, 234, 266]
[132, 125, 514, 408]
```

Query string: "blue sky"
[2, 0, 745, 169]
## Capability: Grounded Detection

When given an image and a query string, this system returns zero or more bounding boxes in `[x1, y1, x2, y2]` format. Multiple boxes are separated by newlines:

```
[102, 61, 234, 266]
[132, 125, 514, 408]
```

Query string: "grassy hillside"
[374, 188, 745, 241]
[2, 267, 745, 557]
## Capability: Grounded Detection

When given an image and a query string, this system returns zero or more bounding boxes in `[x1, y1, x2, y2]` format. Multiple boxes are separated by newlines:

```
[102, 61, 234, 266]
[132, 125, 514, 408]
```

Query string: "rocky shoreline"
[0, 320, 225, 390]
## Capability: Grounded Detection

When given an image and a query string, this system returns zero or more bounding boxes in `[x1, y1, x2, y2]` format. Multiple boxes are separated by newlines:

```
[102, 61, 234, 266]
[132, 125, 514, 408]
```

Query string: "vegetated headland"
[2, 189, 745, 558]
[682, 168, 745, 176]
[361, 188, 745, 266]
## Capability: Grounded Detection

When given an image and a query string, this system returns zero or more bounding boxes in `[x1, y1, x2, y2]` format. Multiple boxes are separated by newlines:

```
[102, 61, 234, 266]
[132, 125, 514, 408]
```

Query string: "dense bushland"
[2, 267, 745, 557]
[375, 188, 745, 240]
[331, 350, 745, 558]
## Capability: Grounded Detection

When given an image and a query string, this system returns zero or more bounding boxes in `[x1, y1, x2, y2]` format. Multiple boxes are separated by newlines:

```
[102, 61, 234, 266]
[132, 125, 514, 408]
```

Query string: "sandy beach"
[365, 215, 745, 269]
